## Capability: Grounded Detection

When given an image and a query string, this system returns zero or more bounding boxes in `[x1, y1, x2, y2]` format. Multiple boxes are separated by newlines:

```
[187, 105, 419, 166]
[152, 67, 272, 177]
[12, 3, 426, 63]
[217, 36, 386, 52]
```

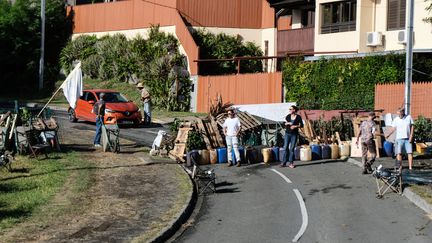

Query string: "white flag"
[61, 62, 83, 109]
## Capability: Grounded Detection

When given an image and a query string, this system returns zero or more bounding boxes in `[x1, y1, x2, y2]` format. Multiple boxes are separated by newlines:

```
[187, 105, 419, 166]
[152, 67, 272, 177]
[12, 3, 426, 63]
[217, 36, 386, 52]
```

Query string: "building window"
[301, 10, 315, 27]
[321, 0, 357, 34]
[387, 0, 406, 30]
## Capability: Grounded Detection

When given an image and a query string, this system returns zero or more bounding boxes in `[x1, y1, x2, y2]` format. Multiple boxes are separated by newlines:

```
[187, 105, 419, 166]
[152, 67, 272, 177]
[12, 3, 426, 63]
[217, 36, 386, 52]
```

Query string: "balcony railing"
[321, 21, 356, 34]
[277, 27, 314, 55]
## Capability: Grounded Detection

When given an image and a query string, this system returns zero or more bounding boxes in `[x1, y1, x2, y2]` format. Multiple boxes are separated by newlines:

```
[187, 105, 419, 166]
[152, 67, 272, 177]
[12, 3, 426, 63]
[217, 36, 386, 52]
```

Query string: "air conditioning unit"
[366, 32, 382, 46]
[398, 30, 407, 44]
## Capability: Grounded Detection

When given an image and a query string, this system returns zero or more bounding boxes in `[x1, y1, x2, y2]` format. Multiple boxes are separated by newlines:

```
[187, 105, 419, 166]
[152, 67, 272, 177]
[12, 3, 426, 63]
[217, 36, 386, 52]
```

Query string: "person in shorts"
[356, 112, 377, 174]
[386, 108, 414, 171]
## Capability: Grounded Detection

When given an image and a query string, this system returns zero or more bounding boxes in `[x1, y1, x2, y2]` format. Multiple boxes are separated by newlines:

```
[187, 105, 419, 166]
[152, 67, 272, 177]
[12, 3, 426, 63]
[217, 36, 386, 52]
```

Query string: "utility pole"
[404, 0, 414, 115]
[39, 0, 46, 91]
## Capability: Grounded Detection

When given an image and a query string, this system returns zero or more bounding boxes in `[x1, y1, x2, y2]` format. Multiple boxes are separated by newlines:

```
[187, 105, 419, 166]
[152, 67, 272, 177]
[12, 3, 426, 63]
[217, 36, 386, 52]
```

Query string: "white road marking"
[269, 168, 308, 242]
[270, 168, 292, 183]
[292, 189, 308, 242]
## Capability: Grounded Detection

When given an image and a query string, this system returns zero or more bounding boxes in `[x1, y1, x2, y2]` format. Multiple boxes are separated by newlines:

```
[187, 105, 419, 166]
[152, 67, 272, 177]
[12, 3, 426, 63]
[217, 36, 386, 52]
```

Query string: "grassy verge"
[0, 151, 93, 232]
[132, 165, 193, 243]
[409, 184, 432, 205]
[29, 78, 207, 118]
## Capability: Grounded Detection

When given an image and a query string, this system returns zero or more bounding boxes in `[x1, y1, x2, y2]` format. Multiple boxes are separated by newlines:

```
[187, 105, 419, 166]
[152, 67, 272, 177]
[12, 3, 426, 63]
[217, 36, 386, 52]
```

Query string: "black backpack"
[92, 102, 99, 114]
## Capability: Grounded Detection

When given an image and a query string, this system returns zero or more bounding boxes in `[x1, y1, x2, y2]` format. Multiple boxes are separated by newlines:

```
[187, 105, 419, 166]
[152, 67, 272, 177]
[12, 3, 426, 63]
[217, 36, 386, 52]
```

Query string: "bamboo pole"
[37, 85, 63, 117]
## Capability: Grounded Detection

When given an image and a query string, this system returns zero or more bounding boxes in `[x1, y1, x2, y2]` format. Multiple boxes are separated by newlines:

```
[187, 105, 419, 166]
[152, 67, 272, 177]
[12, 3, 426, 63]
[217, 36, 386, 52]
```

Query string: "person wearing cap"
[356, 112, 377, 174]
[93, 92, 106, 147]
[223, 109, 242, 167]
[385, 108, 414, 171]
[137, 82, 151, 125]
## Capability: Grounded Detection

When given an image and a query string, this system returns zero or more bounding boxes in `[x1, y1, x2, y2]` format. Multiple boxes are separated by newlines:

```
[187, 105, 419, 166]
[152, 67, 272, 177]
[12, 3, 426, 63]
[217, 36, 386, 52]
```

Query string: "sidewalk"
[348, 157, 432, 214]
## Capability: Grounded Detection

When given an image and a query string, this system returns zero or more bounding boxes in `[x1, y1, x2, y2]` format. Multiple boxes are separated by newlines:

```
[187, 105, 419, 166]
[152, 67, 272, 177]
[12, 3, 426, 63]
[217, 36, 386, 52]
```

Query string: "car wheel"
[68, 108, 78, 123]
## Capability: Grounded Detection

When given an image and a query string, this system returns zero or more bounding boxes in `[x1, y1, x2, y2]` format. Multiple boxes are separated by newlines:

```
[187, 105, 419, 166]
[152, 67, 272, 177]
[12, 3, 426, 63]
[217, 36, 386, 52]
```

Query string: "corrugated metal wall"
[197, 72, 282, 112]
[71, 0, 274, 33]
[375, 82, 432, 118]
[71, 0, 177, 33]
[176, 0, 274, 28]
[69, 0, 199, 75]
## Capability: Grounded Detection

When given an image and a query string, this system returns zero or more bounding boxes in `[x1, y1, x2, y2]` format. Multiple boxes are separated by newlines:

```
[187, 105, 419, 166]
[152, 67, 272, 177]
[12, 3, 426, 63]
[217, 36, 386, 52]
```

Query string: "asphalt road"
[53, 110, 169, 147]
[176, 161, 432, 243]
[53, 109, 432, 243]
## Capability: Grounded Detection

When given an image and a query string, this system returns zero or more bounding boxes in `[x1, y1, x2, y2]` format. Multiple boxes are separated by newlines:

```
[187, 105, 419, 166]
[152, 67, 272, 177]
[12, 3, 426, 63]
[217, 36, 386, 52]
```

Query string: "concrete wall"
[314, 0, 432, 54]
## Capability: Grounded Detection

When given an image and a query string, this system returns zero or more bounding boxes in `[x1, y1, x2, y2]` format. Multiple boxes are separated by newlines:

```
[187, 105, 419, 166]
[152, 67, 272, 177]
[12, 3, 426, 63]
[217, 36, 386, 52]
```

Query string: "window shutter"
[388, 0, 406, 30]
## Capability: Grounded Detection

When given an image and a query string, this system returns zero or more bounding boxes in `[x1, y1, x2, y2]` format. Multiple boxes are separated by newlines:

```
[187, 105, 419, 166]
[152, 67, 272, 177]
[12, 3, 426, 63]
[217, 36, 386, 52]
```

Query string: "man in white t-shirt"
[223, 109, 242, 167]
[386, 108, 414, 171]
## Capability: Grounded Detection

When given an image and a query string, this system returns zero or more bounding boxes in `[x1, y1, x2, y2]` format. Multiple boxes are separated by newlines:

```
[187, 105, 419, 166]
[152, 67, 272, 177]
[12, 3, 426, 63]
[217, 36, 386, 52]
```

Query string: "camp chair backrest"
[25, 129, 49, 159]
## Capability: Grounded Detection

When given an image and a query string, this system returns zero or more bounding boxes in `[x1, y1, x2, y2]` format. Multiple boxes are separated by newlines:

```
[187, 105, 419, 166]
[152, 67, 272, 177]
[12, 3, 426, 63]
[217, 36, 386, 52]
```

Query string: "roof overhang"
[268, 0, 315, 9]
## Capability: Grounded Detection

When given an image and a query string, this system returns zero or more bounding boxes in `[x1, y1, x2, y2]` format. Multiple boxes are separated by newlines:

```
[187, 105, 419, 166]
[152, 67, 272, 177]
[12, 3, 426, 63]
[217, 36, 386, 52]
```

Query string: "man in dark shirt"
[93, 93, 106, 147]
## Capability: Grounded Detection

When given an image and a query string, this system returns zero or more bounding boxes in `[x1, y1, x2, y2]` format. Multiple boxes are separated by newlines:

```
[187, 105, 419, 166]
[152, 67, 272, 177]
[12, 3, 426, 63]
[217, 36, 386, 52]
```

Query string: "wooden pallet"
[196, 118, 225, 149]
[216, 111, 261, 132]
[169, 125, 192, 162]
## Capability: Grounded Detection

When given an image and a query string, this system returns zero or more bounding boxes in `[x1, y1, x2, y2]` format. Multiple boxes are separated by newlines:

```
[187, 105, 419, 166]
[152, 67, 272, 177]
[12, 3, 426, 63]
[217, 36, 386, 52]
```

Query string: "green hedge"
[60, 26, 191, 111]
[282, 53, 432, 110]
[192, 29, 264, 75]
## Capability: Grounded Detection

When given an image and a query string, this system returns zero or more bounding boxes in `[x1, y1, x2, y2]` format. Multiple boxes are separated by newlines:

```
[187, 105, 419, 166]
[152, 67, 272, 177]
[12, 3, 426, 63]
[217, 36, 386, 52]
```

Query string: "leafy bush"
[186, 130, 206, 151]
[192, 29, 264, 75]
[0, 0, 72, 95]
[282, 53, 432, 110]
[60, 26, 191, 111]
[414, 115, 432, 142]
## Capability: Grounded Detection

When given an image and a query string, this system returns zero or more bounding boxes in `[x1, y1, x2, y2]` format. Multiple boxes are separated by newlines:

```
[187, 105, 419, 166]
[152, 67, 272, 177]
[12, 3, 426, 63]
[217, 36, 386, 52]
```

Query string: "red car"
[68, 89, 142, 125]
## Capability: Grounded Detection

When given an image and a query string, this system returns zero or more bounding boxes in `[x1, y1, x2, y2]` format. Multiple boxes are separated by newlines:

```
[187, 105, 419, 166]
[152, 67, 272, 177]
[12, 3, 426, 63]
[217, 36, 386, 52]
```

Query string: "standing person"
[223, 109, 242, 167]
[281, 105, 303, 168]
[137, 82, 151, 125]
[93, 93, 106, 147]
[385, 108, 414, 171]
[356, 112, 377, 174]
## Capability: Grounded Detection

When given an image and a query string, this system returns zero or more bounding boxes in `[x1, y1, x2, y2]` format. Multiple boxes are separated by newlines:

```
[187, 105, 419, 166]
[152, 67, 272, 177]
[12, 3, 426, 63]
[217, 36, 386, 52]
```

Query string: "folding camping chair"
[25, 129, 50, 160]
[372, 165, 402, 199]
[191, 158, 216, 195]
[102, 124, 120, 153]
[0, 149, 13, 172]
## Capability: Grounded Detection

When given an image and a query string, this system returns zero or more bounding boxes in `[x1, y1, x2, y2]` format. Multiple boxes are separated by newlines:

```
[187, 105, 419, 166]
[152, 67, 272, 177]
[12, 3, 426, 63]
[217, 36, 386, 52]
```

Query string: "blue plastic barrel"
[186, 150, 199, 167]
[231, 146, 245, 164]
[311, 144, 322, 160]
[272, 147, 280, 161]
[384, 141, 394, 157]
[217, 147, 228, 163]
[294, 146, 301, 161]
[321, 145, 331, 159]
[279, 147, 286, 162]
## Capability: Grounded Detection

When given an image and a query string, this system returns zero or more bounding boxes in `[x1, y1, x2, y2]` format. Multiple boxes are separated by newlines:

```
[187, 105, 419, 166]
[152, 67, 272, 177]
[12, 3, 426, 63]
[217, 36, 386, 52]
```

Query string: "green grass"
[410, 184, 432, 205]
[0, 151, 92, 231]
[9, 77, 207, 119]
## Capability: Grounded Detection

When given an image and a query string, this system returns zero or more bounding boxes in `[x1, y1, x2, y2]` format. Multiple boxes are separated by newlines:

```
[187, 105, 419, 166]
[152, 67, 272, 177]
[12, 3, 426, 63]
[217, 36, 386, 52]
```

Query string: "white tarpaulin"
[234, 102, 296, 122]
[61, 62, 83, 109]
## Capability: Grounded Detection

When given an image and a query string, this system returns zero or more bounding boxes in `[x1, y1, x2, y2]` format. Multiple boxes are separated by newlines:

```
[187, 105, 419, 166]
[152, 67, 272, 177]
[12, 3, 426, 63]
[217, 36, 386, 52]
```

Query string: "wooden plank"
[196, 119, 212, 149]
[0, 111, 11, 125]
[210, 117, 225, 147]
[9, 114, 18, 140]
[335, 132, 342, 144]
[203, 119, 217, 148]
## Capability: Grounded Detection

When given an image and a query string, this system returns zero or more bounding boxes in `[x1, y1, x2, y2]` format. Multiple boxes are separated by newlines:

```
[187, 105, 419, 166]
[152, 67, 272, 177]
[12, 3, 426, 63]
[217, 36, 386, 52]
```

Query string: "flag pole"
[37, 62, 82, 117]
[37, 85, 63, 117]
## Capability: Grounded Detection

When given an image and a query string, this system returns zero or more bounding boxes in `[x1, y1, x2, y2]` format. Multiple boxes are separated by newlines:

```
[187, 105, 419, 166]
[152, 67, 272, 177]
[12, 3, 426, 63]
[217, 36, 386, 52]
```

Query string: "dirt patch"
[1, 122, 191, 242]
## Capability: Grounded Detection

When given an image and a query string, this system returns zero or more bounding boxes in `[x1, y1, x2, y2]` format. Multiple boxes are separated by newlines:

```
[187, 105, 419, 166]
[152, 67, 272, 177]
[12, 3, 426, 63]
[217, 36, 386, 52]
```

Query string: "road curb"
[403, 188, 432, 214]
[149, 164, 196, 243]
[347, 158, 432, 214]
